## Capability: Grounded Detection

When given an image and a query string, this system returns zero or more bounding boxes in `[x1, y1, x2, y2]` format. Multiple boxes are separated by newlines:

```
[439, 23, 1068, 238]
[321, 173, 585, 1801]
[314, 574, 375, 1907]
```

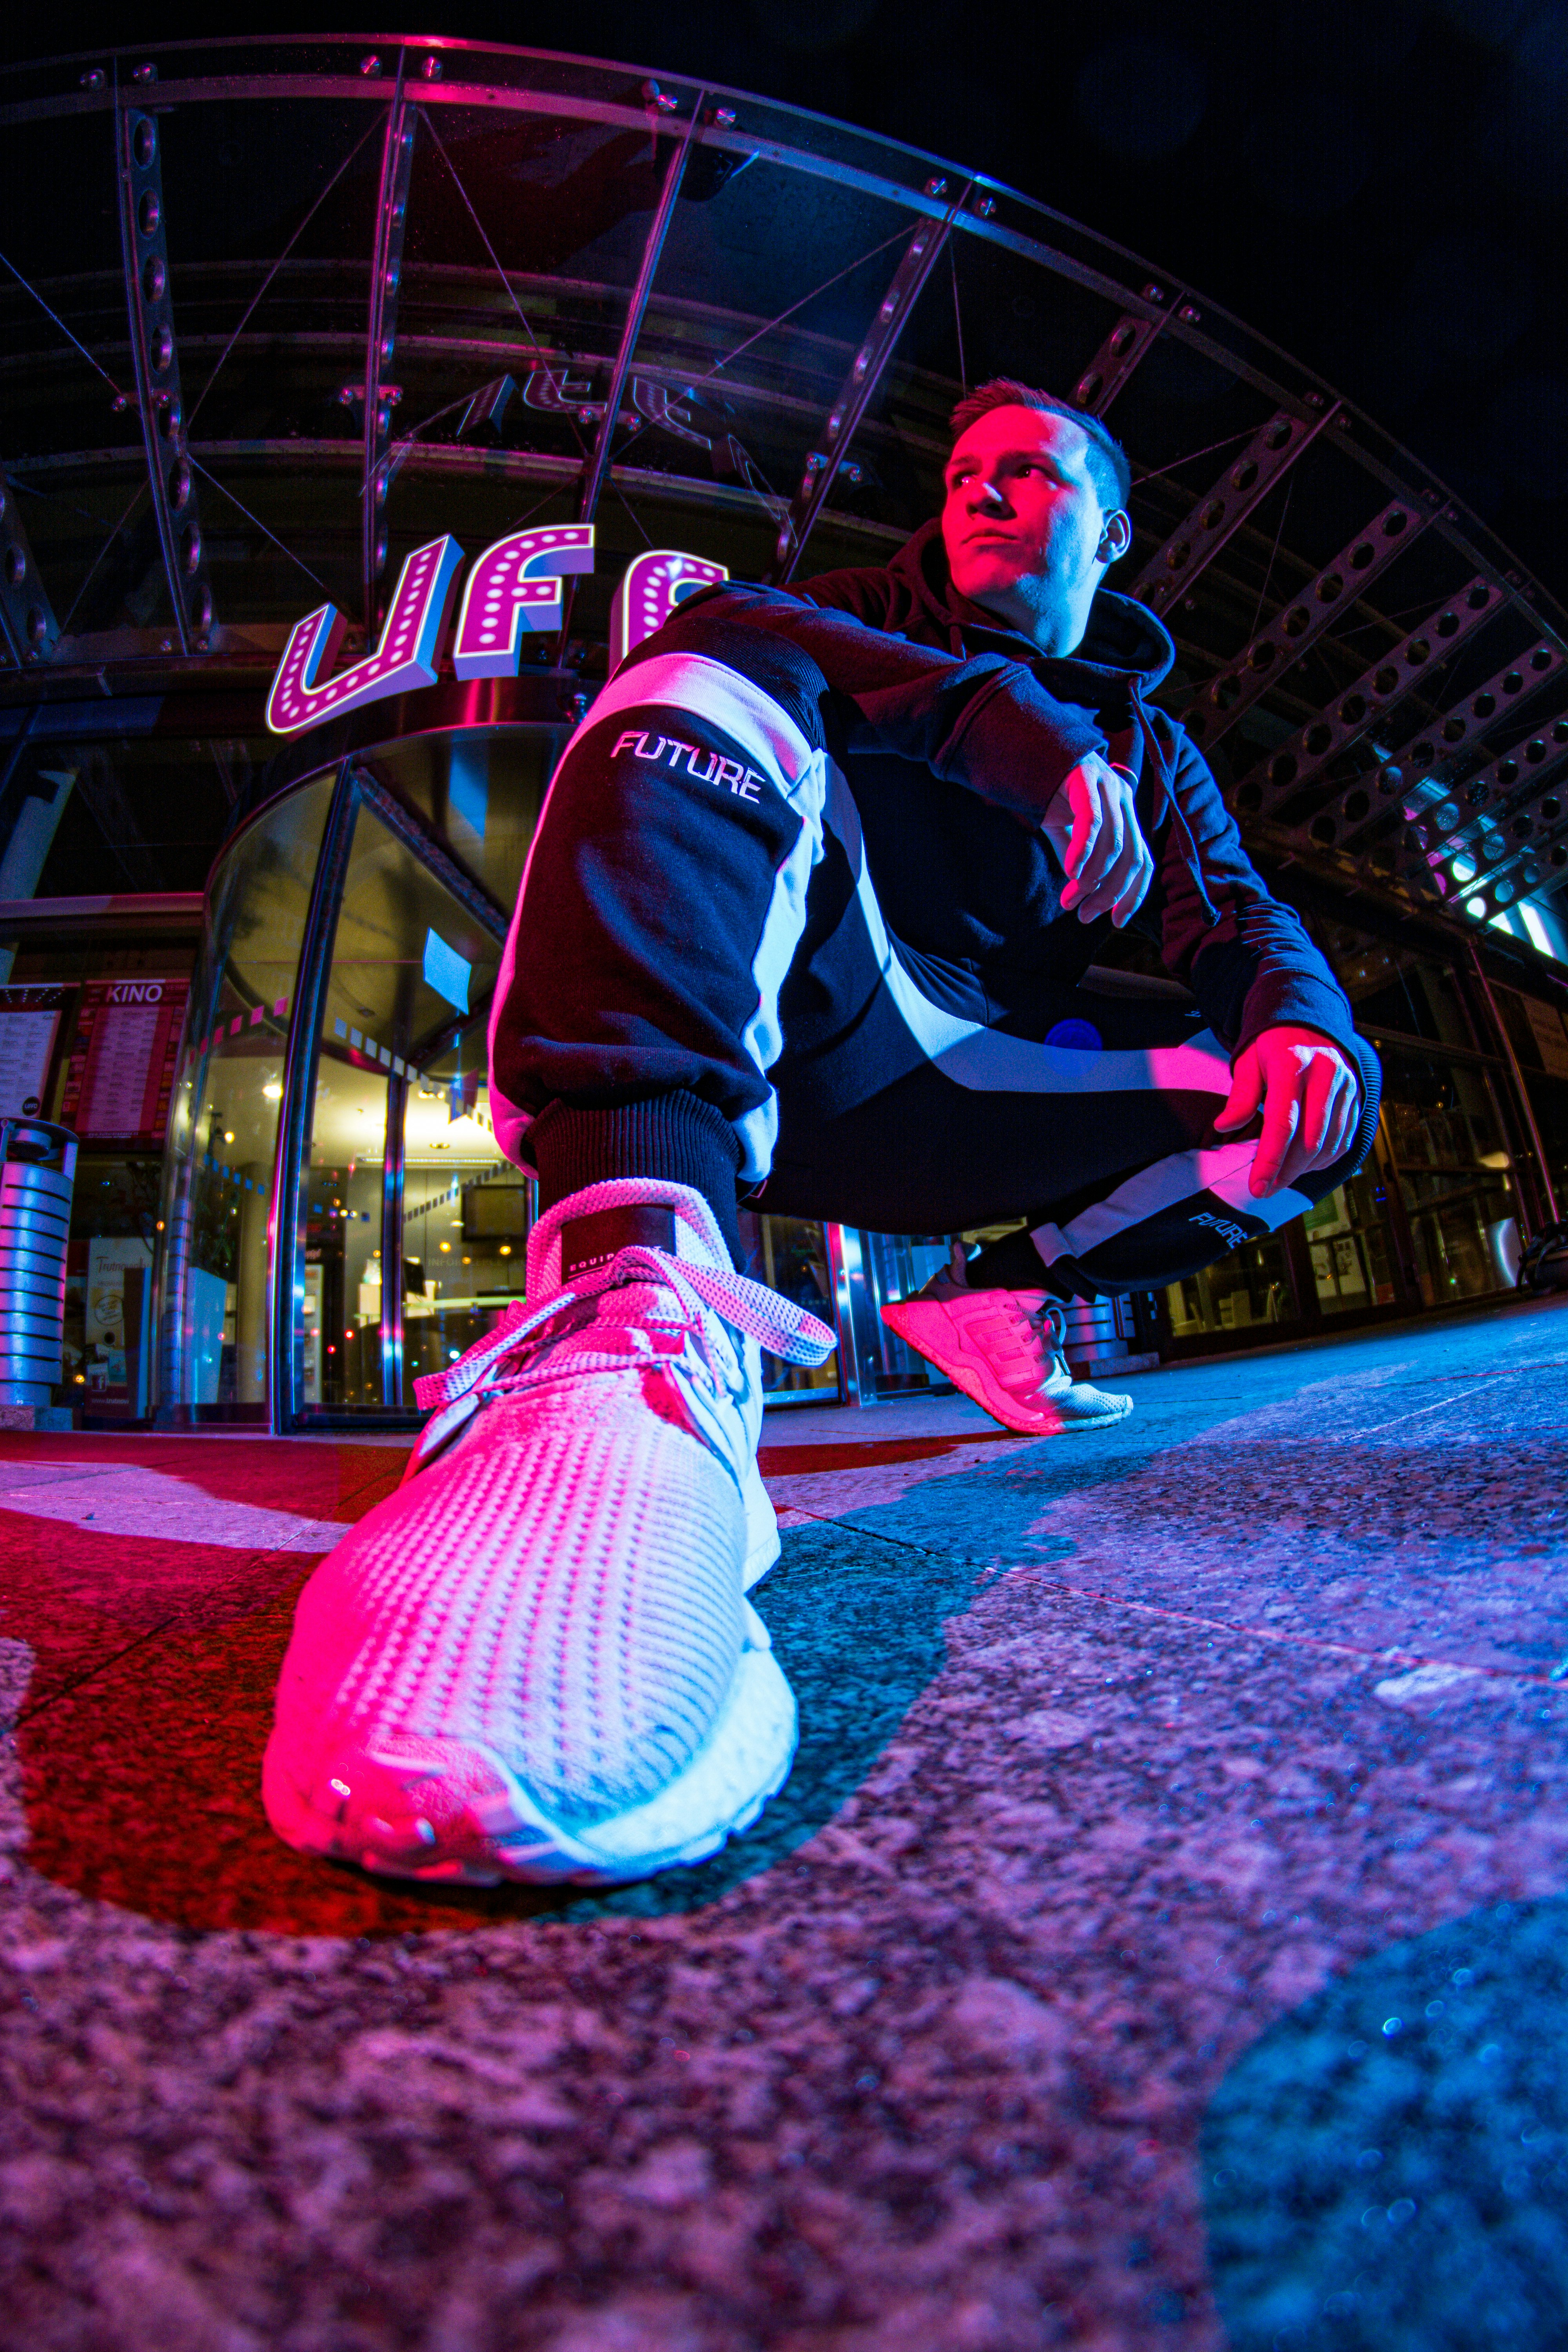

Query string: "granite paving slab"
[0, 1296, 1565, 2350]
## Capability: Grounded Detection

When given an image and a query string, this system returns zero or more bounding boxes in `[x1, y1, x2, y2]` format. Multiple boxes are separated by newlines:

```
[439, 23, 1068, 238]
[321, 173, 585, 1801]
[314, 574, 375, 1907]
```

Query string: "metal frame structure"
[1130, 404, 1339, 621]
[1246, 579, 1502, 822]
[576, 88, 705, 535]
[16, 40, 1520, 922]
[1184, 498, 1430, 751]
[113, 86, 214, 655]
[1070, 298, 1174, 417]
[773, 181, 969, 583]
[0, 463, 58, 667]
[361, 58, 416, 635]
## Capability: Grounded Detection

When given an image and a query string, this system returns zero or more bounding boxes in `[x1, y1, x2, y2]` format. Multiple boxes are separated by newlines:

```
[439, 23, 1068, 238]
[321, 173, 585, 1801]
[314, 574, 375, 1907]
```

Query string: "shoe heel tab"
[561, 1203, 677, 1280]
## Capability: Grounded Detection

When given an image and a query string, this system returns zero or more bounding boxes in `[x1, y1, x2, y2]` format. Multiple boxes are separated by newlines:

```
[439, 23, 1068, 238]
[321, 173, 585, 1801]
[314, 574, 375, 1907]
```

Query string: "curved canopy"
[1, 34, 1566, 931]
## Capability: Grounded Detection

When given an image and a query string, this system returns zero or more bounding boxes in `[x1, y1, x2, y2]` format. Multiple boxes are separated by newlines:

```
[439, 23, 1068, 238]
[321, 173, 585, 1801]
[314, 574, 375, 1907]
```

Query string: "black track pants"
[489, 650, 1377, 1296]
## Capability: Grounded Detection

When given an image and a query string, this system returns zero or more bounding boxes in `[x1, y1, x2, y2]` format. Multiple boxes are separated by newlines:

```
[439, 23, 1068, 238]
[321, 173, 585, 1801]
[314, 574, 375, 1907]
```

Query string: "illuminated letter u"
[265, 537, 465, 738]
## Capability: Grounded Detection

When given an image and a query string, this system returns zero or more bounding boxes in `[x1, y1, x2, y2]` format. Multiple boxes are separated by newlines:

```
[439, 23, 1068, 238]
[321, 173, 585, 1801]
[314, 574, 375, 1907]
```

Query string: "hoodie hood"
[886, 516, 1177, 696]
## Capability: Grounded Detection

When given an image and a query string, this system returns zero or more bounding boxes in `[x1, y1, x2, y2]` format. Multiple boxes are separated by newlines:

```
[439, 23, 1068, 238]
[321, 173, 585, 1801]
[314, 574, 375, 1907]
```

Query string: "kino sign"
[265, 530, 726, 738]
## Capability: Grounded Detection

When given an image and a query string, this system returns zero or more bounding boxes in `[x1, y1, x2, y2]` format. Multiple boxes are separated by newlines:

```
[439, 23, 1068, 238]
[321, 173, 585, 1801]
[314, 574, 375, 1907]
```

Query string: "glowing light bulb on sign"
[265, 537, 466, 738]
[451, 524, 597, 679]
[610, 550, 728, 674]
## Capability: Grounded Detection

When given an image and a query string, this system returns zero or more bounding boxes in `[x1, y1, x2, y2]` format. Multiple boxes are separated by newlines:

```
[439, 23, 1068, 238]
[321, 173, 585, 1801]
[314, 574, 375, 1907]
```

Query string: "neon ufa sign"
[265, 530, 726, 737]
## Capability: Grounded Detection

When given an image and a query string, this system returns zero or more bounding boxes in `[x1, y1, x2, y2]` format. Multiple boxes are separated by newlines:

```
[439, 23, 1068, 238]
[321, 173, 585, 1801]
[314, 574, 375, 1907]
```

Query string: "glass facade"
[1161, 908, 1545, 1350]
[127, 732, 958, 1427]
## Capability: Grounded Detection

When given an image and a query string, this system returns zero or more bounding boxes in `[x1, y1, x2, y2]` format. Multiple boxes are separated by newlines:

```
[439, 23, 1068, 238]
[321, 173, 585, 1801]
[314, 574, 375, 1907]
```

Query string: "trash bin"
[0, 1117, 77, 1416]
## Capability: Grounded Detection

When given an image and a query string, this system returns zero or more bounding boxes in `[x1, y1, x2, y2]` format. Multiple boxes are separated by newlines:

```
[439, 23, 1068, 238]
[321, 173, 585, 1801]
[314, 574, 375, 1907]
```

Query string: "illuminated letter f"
[451, 524, 596, 678]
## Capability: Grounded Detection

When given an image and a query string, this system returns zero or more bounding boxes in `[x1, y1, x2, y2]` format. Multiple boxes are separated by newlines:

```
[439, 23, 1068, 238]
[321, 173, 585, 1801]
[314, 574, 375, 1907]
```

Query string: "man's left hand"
[1042, 754, 1156, 927]
[1214, 1025, 1362, 1198]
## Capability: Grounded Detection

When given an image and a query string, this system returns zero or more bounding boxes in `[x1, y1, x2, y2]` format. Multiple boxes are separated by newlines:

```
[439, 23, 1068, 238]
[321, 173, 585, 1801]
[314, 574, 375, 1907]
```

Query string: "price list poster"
[59, 978, 190, 1144]
[0, 984, 68, 1119]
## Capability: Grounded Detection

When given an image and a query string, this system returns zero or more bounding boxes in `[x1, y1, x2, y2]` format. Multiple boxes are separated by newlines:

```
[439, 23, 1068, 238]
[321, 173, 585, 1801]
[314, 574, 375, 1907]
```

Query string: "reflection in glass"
[1301, 1165, 1401, 1316]
[359, 731, 558, 916]
[403, 1059, 519, 1400]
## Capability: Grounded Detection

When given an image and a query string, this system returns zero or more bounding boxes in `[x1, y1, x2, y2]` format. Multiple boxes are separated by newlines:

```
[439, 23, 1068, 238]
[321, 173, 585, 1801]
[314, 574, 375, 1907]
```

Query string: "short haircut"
[949, 378, 1133, 518]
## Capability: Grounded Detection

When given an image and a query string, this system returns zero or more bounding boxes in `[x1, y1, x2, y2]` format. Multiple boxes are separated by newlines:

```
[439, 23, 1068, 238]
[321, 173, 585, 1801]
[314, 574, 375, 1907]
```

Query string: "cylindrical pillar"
[0, 1119, 77, 1411]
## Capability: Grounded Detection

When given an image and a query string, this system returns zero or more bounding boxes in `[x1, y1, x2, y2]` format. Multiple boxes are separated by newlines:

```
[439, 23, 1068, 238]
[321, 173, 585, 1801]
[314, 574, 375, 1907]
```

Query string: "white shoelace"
[413, 1245, 836, 1416]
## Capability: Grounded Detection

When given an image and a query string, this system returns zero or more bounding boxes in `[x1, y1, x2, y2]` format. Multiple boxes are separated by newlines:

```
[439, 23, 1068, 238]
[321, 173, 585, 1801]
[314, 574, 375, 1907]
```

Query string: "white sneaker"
[262, 1179, 835, 1887]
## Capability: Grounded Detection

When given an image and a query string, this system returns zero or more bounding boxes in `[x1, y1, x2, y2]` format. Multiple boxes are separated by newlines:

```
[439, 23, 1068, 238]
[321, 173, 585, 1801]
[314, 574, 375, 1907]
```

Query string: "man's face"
[941, 405, 1114, 633]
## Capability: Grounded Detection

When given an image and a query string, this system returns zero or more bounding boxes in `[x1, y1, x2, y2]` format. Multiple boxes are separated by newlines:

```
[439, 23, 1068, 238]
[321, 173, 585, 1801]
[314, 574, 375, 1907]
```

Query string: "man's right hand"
[1042, 753, 1155, 927]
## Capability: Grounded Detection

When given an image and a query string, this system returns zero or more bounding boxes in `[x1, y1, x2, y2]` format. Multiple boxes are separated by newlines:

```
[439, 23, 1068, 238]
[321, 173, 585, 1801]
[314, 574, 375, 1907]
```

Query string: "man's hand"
[1042, 753, 1155, 927]
[1215, 1025, 1362, 1198]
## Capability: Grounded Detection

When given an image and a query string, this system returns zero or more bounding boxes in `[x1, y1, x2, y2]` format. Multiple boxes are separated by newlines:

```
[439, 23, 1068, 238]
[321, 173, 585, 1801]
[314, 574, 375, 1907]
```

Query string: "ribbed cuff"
[529, 1092, 744, 1267]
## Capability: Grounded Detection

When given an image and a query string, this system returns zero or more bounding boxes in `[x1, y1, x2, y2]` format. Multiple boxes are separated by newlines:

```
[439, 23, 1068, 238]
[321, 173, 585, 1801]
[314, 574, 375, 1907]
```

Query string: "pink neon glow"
[609, 550, 728, 673]
[265, 537, 465, 737]
[451, 525, 596, 679]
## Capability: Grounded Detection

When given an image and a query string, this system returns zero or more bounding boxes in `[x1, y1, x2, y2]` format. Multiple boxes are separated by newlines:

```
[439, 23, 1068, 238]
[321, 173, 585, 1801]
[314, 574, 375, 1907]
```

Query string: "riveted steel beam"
[1428, 793, 1568, 923]
[363, 58, 417, 635]
[1182, 497, 1430, 753]
[1070, 296, 1175, 418]
[1462, 804, 1568, 918]
[1131, 404, 1339, 623]
[773, 179, 971, 584]
[114, 94, 215, 654]
[1392, 702, 1568, 898]
[576, 87, 706, 534]
[0, 464, 58, 667]
[1243, 576, 1502, 825]
[1343, 637, 1567, 873]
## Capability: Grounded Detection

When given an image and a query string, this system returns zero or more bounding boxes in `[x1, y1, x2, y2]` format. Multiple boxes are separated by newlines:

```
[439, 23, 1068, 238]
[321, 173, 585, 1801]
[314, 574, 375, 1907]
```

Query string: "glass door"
[300, 1051, 390, 1409]
[286, 784, 506, 1424]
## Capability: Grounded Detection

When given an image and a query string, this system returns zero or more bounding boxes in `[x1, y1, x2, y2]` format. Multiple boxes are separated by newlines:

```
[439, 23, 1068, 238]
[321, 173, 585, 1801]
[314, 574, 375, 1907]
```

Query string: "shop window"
[1379, 1045, 1522, 1305]
[1301, 1172, 1400, 1314]
[1165, 1235, 1297, 1339]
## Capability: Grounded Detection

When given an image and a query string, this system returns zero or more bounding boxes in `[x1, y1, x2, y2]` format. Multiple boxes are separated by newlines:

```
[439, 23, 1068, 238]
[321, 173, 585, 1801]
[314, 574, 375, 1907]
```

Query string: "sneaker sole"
[262, 1598, 796, 1889]
[880, 1300, 1134, 1436]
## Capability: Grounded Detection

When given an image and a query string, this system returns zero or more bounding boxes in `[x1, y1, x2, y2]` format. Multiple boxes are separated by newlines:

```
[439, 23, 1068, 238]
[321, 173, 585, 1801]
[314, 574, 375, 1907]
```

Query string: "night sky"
[9, 3, 1568, 597]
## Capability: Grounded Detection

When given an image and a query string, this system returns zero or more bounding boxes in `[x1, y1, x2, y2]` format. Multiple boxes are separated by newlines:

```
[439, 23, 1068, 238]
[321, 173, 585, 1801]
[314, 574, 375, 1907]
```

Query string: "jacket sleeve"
[1141, 724, 1367, 1064]
[658, 581, 1107, 820]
